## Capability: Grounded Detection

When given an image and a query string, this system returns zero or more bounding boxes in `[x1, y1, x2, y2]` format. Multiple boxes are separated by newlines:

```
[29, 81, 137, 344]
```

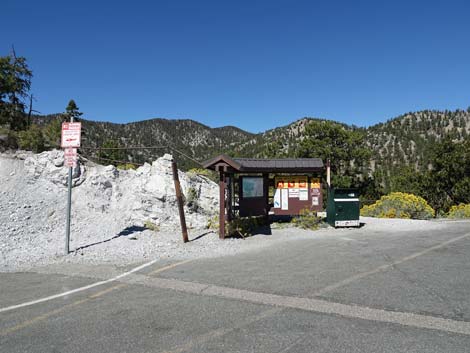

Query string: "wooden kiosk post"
[219, 170, 226, 239]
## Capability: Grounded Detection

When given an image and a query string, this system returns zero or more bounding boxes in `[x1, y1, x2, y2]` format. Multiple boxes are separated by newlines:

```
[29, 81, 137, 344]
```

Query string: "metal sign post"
[65, 165, 72, 254]
[61, 119, 81, 254]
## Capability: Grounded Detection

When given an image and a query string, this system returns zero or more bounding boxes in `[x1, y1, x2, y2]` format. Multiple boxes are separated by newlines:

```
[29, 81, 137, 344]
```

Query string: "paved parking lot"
[1, 220, 470, 352]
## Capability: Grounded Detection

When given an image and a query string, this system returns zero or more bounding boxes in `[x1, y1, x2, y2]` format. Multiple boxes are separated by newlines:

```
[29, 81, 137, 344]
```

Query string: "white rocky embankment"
[0, 150, 226, 271]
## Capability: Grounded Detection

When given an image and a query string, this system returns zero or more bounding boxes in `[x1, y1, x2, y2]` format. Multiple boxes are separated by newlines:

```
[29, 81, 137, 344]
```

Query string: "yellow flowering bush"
[447, 204, 470, 218]
[361, 192, 435, 219]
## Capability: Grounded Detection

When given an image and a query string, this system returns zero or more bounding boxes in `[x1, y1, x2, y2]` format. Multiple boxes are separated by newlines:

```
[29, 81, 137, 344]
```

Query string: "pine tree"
[65, 99, 83, 121]
[0, 51, 33, 130]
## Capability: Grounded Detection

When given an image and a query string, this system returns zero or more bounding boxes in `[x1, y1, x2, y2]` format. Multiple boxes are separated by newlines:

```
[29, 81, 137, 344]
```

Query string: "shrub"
[292, 208, 323, 230]
[144, 220, 159, 232]
[186, 187, 198, 202]
[0, 128, 18, 149]
[227, 216, 267, 237]
[185, 187, 199, 212]
[206, 214, 219, 230]
[17, 124, 44, 153]
[187, 168, 218, 183]
[447, 204, 470, 219]
[187, 168, 211, 176]
[43, 119, 62, 149]
[361, 192, 435, 219]
[117, 163, 137, 170]
[207, 215, 267, 237]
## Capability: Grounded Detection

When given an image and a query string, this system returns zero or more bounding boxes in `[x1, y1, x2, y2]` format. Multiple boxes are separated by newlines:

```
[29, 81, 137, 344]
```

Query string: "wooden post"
[326, 159, 331, 187]
[227, 174, 232, 222]
[172, 159, 189, 243]
[263, 173, 269, 223]
[219, 171, 226, 239]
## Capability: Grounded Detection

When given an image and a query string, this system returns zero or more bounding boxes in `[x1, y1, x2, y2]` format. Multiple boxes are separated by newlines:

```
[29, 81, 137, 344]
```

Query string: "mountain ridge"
[32, 108, 470, 173]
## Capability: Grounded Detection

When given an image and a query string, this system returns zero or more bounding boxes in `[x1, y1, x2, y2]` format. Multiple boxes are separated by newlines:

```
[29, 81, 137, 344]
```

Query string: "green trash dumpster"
[326, 188, 360, 227]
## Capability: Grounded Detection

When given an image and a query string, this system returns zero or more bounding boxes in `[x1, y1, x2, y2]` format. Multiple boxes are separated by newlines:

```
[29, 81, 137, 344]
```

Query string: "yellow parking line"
[1, 298, 89, 336]
[0, 260, 191, 336]
[149, 259, 193, 275]
[89, 283, 127, 298]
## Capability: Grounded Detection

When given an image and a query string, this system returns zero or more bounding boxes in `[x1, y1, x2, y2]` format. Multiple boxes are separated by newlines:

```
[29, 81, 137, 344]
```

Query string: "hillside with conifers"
[24, 109, 470, 175]
[52, 116, 254, 170]
[367, 109, 470, 169]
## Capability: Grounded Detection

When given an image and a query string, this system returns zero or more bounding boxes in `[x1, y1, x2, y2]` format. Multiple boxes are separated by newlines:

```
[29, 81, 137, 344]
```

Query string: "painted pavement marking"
[311, 232, 470, 297]
[122, 273, 470, 337]
[0, 260, 192, 336]
[0, 258, 160, 314]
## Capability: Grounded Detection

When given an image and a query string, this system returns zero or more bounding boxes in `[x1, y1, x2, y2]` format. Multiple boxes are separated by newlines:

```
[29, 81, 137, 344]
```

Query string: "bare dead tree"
[27, 94, 40, 127]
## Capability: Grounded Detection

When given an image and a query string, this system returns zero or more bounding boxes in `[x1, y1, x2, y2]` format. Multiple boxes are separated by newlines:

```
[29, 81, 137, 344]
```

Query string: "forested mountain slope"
[32, 115, 255, 170]
[366, 109, 470, 172]
[32, 108, 470, 175]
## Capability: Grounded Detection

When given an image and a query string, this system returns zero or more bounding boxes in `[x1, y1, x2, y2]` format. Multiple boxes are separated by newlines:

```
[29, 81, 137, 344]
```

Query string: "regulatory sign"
[61, 122, 81, 148]
[64, 148, 77, 168]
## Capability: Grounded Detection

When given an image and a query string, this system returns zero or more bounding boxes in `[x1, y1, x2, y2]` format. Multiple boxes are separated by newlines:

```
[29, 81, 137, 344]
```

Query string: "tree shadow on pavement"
[189, 231, 215, 242]
[117, 226, 147, 236]
[73, 225, 146, 252]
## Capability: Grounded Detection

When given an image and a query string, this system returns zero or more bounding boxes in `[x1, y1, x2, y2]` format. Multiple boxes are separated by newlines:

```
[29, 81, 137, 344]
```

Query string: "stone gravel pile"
[0, 150, 223, 271]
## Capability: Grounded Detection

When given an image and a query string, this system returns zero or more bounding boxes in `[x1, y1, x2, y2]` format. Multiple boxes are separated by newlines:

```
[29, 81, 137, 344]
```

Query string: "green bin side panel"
[326, 188, 335, 226]
[334, 201, 360, 221]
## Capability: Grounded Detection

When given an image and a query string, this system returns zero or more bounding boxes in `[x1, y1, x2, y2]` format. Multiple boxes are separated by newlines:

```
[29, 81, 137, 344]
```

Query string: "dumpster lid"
[334, 198, 360, 202]
[331, 188, 359, 198]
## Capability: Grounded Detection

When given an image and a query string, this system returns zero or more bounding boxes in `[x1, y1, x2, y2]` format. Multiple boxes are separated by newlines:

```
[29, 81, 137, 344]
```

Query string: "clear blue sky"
[2, 0, 470, 132]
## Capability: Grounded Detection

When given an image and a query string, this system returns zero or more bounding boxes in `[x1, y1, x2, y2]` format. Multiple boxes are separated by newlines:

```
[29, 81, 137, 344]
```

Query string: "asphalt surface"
[1, 220, 470, 352]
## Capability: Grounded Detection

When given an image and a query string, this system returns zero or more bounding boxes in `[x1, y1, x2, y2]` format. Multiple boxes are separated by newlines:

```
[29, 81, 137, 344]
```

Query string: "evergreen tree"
[421, 138, 470, 213]
[98, 139, 126, 165]
[65, 99, 83, 121]
[295, 120, 371, 187]
[0, 51, 33, 130]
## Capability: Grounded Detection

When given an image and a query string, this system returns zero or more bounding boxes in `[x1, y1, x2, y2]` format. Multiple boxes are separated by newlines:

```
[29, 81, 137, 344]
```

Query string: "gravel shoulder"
[0, 212, 453, 272]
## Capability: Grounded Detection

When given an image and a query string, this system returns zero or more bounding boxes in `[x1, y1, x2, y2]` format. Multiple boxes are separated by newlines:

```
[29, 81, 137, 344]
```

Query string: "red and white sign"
[61, 122, 81, 148]
[64, 148, 78, 168]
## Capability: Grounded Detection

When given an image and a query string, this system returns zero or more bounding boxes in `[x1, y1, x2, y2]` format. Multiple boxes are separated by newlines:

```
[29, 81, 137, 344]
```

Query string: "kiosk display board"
[272, 176, 322, 215]
[242, 177, 264, 198]
[239, 176, 267, 217]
